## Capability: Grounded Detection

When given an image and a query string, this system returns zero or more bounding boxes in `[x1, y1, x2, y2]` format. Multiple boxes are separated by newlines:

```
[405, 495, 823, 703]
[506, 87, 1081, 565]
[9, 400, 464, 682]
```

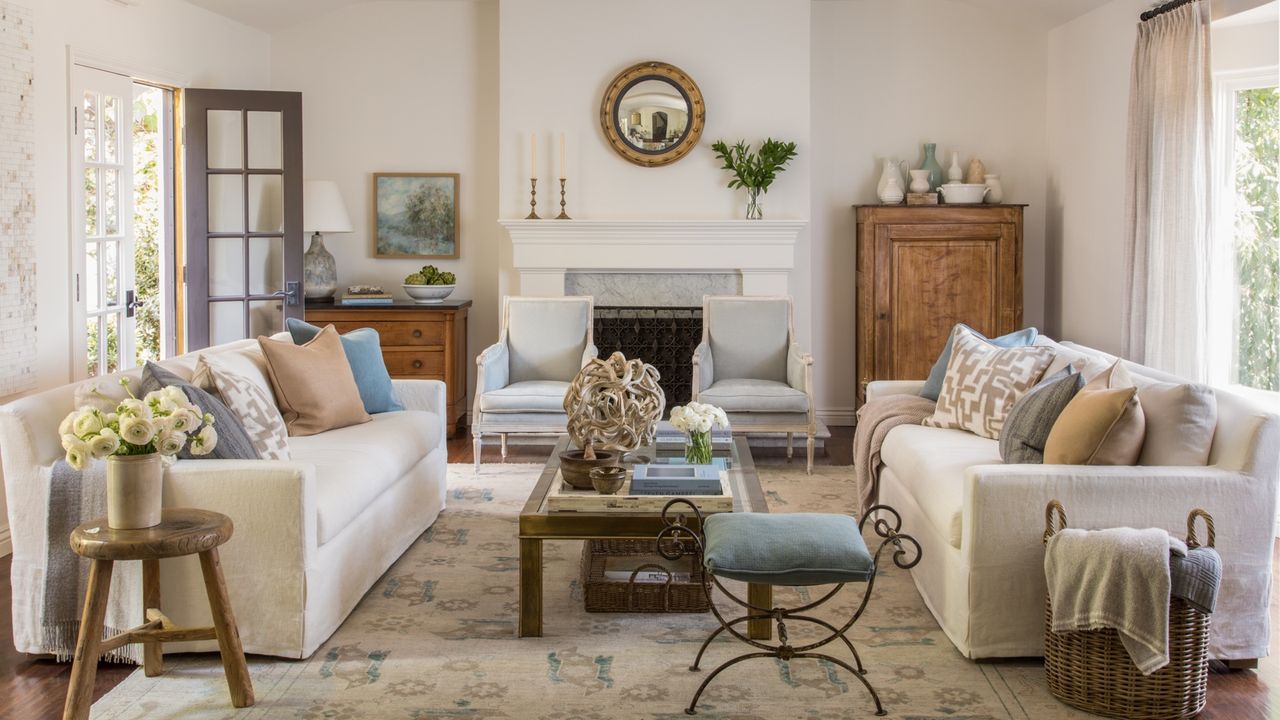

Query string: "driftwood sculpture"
[564, 351, 665, 455]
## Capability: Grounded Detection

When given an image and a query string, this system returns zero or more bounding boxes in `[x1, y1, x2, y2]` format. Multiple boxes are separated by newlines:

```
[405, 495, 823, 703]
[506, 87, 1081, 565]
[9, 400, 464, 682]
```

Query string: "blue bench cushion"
[703, 513, 874, 586]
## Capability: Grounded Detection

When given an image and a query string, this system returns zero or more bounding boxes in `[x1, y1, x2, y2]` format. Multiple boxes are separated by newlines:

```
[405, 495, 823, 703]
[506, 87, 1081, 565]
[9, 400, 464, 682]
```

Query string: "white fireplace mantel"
[499, 219, 807, 297]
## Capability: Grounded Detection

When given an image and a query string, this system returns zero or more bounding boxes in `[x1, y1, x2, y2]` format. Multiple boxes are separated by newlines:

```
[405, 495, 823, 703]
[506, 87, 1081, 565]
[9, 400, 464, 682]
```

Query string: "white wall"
[0, 0, 270, 555]
[495, 0, 814, 361]
[811, 0, 1050, 419]
[270, 0, 500, 402]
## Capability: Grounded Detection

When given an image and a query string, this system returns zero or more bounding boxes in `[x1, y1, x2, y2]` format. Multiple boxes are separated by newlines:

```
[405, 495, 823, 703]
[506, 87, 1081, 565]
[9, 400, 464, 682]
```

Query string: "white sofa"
[868, 340, 1279, 662]
[1, 337, 449, 659]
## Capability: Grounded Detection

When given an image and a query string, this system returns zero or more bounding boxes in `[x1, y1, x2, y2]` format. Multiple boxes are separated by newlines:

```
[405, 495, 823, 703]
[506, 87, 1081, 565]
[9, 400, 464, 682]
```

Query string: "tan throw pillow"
[924, 325, 1055, 439]
[1137, 383, 1217, 466]
[258, 324, 370, 437]
[1044, 361, 1146, 465]
[194, 353, 292, 460]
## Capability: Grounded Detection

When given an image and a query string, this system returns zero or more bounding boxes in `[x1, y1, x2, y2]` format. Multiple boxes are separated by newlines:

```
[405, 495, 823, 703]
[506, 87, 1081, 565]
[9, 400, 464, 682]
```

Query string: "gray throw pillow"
[138, 362, 261, 460]
[999, 367, 1083, 464]
[920, 324, 1038, 401]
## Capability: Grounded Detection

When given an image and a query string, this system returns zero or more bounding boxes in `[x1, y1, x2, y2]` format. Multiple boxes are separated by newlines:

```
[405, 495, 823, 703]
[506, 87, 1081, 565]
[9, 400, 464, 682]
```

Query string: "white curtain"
[1121, 0, 1214, 381]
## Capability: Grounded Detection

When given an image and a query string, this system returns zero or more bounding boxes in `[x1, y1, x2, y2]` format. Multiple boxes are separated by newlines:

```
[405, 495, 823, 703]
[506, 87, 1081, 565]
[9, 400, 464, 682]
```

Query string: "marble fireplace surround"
[499, 219, 806, 303]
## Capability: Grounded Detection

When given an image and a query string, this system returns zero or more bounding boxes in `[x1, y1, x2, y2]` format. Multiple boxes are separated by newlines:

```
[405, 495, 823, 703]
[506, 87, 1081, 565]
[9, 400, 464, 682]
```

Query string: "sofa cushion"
[286, 318, 403, 415]
[194, 352, 292, 460]
[288, 410, 440, 545]
[259, 325, 371, 437]
[924, 326, 1055, 439]
[1045, 360, 1147, 466]
[921, 324, 1038, 401]
[137, 362, 259, 460]
[698, 379, 809, 413]
[1137, 382, 1217, 466]
[478, 380, 569, 413]
[881, 424, 1002, 548]
[999, 368, 1084, 464]
[703, 512, 873, 585]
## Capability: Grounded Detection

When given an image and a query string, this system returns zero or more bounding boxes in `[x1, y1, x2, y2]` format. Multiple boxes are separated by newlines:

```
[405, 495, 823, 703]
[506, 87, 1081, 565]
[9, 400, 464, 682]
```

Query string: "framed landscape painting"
[372, 172, 460, 259]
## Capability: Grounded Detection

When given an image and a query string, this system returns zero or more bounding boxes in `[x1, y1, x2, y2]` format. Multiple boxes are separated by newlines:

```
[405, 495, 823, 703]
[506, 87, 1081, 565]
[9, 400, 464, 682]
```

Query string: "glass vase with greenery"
[711, 139, 798, 219]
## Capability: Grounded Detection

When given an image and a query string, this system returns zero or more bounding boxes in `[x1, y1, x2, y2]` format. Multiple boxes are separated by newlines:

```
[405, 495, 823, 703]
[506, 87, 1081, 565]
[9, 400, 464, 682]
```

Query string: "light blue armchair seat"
[692, 295, 816, 472]
[472, 296, 597, 470]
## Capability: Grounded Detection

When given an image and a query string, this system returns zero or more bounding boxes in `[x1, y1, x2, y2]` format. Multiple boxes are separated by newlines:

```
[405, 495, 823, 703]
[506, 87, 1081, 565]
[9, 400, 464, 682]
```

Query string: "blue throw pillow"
[286, 318, 404, 413]
[919, 324, 1039, 401]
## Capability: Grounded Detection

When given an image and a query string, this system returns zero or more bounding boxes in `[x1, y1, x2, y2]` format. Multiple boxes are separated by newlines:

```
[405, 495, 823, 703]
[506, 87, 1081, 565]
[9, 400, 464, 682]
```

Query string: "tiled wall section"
[0, 1, 34, 396]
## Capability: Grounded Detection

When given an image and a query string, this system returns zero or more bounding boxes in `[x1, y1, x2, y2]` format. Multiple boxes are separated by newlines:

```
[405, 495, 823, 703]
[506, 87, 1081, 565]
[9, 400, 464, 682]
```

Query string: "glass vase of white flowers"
[668, 402, 729, 465]
[58, 377, 218, 529]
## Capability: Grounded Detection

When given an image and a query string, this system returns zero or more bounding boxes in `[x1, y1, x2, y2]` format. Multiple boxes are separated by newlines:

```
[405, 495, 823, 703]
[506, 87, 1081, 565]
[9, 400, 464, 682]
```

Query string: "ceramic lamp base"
[304, 232, 338, 299]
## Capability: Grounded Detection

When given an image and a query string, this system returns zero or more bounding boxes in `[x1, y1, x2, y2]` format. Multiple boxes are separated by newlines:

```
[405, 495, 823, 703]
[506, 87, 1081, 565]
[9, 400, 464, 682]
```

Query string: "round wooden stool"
[62, 508, 254, 720]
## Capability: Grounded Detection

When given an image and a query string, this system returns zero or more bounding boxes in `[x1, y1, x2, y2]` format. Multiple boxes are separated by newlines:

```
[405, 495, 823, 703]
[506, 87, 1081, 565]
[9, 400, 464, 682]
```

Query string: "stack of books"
[340, 286, 393, 305]
[630, 464, 723, 496]
[654, 420, 732, 457]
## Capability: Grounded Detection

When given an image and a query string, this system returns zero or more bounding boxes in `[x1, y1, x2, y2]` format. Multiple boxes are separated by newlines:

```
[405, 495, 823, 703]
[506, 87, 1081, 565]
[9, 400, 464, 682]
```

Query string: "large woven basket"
[580, 539, 710, 613]
[1042, 500, 1214, 720]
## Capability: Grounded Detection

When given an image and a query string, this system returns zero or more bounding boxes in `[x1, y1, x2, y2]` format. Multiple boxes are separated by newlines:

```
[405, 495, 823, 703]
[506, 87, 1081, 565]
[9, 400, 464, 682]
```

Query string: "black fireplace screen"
[593, 306, 702, 411]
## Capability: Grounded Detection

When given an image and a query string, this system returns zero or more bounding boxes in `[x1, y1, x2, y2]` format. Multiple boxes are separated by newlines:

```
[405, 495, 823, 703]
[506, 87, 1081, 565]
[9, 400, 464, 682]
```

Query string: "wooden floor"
[1, 426, 1275, 719]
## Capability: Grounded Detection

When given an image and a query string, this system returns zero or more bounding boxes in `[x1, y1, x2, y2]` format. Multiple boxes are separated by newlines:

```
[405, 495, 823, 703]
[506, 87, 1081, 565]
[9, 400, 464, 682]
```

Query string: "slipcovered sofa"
[868, 340, 1278, 662]
[1, 336, 449, 659]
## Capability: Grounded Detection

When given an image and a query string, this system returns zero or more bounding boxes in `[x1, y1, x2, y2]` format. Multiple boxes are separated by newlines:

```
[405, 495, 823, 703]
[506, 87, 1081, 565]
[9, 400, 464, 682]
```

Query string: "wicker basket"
[1042, 500, 1214, 720]
[580, 539, 710, 613]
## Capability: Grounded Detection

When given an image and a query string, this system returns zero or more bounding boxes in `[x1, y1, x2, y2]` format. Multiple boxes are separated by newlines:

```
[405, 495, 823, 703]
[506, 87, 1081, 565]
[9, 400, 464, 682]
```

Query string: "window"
[1211, 72, 1279, 396]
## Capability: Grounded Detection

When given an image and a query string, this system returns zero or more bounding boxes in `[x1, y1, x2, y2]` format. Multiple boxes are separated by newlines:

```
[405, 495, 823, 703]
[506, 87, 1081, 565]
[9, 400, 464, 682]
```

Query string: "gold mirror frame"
[599, 61, 705, 167]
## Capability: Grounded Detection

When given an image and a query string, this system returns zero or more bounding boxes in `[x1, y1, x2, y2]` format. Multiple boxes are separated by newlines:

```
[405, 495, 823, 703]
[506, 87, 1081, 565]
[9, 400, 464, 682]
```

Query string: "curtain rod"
[1140, 0, 1195, 21]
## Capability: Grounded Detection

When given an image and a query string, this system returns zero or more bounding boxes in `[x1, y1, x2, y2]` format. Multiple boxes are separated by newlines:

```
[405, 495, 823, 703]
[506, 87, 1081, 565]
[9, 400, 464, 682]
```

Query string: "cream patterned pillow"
[194, 353, 291, 460]
[924, 326, 1055, 439]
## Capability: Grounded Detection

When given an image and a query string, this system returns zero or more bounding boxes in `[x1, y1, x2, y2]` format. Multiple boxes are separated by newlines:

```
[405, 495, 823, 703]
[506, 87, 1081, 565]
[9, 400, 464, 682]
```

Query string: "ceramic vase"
[876, 158, 907, 201]
[878, 175, 905, 204]
[966, 158, 986, 184]
[909, 169, 932, 193]
[947, 151, 963, 183]
[919, 143, 944, 192]
[984, 174, 1004, 203]
[107, 454, 163, 529]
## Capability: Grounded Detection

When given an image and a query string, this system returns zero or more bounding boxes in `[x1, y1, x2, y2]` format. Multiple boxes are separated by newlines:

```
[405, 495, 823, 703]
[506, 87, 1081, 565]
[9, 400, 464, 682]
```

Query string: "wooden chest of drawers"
[304, 299, 471, 436]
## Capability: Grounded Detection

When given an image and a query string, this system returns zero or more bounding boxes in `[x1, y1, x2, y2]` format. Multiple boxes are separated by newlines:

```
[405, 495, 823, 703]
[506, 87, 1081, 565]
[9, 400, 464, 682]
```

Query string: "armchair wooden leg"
[473, 436, 483, 473]
[806, 435, 815, 474]
[500, 433, 508, 460]
[786, 433, 794, 459]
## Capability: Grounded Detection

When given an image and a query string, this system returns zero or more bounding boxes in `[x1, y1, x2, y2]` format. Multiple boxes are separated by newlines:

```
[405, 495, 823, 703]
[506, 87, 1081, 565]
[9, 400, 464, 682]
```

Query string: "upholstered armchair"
[691, 295, 816, 472]
[472, 296, 597, 471]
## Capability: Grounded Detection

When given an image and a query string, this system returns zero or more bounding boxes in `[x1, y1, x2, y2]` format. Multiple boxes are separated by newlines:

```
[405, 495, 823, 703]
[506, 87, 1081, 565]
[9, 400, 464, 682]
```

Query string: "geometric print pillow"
[193, 353, 291, 460]
[923, 325, 1055, 440]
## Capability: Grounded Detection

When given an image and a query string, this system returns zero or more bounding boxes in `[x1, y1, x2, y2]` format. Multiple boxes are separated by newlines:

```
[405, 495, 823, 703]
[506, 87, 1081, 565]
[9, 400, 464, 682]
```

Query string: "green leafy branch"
[711, 138, 798, 193]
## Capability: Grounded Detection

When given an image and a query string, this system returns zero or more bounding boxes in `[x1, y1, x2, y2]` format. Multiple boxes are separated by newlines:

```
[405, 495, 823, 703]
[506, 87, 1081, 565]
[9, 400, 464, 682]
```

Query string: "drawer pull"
[412, 329, 423, 338]
[412, 359, 423, 369]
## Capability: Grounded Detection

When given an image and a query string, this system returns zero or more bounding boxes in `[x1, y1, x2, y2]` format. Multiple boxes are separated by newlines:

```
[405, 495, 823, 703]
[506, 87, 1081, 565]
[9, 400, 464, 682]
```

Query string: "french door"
[183, 90, 303, 350]
[71, 65, 135, 377]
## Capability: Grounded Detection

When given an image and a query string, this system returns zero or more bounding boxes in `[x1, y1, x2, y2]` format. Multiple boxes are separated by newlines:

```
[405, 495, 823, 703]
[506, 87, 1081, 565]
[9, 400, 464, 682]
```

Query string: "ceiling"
[185, 0, 1125, 34]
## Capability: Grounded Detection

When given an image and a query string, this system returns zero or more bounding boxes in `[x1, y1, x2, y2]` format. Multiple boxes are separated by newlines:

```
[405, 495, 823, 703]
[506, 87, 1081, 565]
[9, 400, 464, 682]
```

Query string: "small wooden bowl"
[558, 449, 620, 490]
[590, 466, 627, 495]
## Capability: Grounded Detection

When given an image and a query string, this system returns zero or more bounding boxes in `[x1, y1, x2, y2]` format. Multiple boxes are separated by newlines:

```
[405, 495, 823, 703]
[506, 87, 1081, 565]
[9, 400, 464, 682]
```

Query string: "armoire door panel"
[890, 241, 997, 380]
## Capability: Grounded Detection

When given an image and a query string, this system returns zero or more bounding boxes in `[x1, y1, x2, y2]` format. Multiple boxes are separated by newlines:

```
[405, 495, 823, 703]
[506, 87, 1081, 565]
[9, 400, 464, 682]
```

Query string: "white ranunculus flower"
[89, 427, 120, 458]
[72, 409, 104, 436]
[167, 408, 200, 433]
[155, 429, 187, 456]
[58, 411, 76, 436]
[63, 436, 90, 470]
[696, 416, 713, 434]
[120, 416, 157, 446]
[118, 398, 151, 419]
[162, 385, 187, 404]
[190, 424, 218, 456]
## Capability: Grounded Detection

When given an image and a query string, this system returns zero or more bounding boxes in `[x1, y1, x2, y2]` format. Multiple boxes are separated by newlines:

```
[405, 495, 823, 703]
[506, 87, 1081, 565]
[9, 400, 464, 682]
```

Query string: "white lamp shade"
[303, 180, 353, 233]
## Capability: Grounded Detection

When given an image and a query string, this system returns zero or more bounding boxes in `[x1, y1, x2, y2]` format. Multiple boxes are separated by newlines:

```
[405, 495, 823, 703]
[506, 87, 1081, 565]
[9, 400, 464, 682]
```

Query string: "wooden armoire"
[854, 204, 1025, 407]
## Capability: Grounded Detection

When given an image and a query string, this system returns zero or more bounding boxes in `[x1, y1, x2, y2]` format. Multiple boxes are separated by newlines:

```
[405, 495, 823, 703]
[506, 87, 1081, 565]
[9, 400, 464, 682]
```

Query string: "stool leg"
[198, 548, 254, 708]
[142, 558, 163, 677]
[63, 559, 113, 720]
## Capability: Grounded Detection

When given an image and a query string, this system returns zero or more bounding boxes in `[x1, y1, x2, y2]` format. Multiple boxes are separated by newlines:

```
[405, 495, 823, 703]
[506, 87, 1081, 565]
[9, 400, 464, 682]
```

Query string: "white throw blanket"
[1044, 527, 1187, 675]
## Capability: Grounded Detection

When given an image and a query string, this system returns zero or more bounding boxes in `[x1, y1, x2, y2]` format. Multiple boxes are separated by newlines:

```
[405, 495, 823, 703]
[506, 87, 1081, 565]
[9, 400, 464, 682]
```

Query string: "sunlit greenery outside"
[1232, 86, 1279, 392]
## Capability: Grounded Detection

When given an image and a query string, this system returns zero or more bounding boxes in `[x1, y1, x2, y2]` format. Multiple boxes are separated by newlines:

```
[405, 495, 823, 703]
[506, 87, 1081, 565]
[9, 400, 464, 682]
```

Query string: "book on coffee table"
[544, 469, 733, 513]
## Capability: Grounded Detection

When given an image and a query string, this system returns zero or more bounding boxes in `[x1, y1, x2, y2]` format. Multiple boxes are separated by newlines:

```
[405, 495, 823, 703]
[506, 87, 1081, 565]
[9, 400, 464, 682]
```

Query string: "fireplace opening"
[594, 306, 701, 412]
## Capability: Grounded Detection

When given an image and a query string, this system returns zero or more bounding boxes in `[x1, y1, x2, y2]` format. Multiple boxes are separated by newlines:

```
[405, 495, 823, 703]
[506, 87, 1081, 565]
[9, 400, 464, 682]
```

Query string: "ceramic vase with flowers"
[668, 402, 729, 465]
[59, 378, 219, 529]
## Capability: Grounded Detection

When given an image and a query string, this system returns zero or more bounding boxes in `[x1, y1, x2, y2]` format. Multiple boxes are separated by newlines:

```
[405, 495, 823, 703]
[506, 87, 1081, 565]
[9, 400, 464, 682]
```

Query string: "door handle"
[125, 290, 138, 318]
[270, 281, 301, 307]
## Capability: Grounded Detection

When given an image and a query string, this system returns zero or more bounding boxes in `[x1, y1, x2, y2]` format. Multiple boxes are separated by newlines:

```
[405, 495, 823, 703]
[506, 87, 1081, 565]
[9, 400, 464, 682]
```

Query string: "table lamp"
[302, 180, 353, 300]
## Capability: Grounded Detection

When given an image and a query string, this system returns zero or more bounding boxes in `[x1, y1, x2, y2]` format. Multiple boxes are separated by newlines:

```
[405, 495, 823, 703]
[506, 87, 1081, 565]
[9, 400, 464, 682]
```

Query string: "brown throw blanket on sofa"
[853, 394, 936, 515]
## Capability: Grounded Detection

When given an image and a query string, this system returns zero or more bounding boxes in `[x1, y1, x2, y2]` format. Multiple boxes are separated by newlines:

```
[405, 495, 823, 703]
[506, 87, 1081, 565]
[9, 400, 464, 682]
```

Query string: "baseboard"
[0, 525, 11, 558]
[817, 407, 856, 427]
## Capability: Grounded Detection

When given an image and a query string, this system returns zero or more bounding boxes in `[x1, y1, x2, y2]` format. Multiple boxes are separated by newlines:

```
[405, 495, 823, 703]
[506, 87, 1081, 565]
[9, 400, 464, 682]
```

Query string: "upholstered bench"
[658, 502, 921, 716]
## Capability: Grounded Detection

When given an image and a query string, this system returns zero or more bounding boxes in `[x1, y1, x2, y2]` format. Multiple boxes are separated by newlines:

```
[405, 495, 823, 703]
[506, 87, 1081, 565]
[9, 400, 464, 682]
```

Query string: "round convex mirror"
[600, 61, 705, 167]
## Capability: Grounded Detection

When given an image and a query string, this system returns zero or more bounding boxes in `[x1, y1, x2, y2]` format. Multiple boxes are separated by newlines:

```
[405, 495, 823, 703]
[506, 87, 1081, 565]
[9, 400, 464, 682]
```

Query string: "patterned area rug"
[91, 464, 1090, 719]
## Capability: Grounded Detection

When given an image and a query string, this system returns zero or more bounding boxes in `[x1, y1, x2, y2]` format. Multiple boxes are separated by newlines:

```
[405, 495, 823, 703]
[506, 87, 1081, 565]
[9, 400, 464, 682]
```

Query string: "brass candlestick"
[525, 178, 540, 220]
[556, 178, 571, 220]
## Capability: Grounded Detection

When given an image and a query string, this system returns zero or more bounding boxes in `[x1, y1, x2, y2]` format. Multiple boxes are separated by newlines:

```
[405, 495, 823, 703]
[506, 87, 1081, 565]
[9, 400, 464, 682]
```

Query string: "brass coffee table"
[518, 436, 772, 639]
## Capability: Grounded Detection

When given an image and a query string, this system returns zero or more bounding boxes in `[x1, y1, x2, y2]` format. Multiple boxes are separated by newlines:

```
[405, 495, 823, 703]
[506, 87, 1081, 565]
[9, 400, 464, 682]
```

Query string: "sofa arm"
[475, 341, 509, 395]
[581, 343, 599, 369]
[165, 459, 318, 555]
[691, 342, 713, 397]
[392, 379, 448, 447]
[866, 380, 926, 401]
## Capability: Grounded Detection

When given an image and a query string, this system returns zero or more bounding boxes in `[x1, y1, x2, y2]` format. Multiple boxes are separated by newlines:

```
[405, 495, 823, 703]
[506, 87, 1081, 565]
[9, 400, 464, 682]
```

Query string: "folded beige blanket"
[853, 394, 935, 515]
[1045, 527, 1188, 674]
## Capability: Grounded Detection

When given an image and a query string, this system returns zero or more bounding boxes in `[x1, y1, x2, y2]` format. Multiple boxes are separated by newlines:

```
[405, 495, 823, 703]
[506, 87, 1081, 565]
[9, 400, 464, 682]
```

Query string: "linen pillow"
[1043, 361, 1146, 465]
[258, 324, 370, 436]
[285, 318, 403, 414]
[999, 367, 1084, 464]
[1035, 336, 1112, 381]
[194, 353, 292, 460]
[1137, 382, 1217, 466]
[192, 342, 276, 402]
[923, 325, 1055, 439]
[920, 324, 1039, 401]
[136, 362, 260, 460]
